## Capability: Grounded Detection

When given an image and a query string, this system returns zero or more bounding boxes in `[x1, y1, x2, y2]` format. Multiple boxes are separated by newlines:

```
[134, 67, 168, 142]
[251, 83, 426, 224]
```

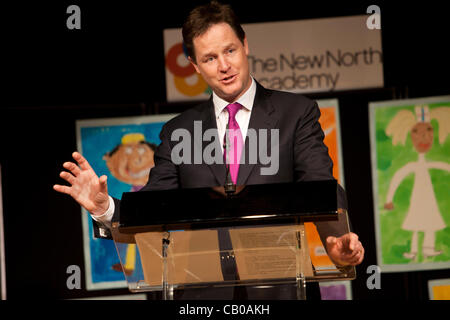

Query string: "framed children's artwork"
[76, 114, 178, 290]
[369, 96, 450, 272]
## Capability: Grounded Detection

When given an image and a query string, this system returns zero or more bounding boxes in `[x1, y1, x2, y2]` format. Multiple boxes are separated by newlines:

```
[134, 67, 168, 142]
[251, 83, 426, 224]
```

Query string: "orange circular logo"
[165, 43, 210, 97]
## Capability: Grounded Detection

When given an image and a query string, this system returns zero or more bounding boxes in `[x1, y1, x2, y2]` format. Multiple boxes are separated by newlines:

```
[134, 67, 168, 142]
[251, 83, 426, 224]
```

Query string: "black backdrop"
[1, 0, 450, 300]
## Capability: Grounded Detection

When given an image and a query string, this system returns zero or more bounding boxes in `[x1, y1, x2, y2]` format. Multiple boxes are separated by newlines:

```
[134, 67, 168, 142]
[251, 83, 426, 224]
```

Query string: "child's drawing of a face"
[104, 142, 155, 186]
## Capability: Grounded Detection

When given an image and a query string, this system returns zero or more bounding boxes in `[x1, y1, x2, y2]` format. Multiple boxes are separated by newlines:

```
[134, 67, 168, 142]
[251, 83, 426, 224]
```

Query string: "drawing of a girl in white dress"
[384, 105, 450, 260]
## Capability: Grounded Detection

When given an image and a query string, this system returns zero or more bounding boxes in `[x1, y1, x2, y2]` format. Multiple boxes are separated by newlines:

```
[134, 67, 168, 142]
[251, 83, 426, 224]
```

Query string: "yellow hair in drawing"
[121, 133, 145, 144]
[385, 109, 416, 146]
[386, 105, 450, 146]
[430, 107, 450, 144]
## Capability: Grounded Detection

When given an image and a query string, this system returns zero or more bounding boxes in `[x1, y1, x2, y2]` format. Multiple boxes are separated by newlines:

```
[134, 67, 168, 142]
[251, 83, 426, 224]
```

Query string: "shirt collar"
[213, 77, 256, 117]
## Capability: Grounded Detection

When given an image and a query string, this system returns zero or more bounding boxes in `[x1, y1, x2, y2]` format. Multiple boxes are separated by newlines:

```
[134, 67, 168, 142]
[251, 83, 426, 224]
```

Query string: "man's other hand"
[326, 232, 365, 267]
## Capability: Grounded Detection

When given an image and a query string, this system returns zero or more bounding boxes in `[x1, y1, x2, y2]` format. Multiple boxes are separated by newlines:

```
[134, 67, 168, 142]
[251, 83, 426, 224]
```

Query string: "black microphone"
[223, 123, 236, 196]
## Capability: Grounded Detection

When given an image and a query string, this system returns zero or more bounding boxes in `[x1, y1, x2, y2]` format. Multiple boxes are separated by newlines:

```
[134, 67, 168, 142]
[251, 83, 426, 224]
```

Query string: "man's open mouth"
[221, 74, 236, 84]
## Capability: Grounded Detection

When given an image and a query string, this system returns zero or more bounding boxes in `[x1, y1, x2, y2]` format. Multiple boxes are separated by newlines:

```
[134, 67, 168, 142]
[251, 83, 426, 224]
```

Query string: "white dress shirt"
[92, 77, 257, 228]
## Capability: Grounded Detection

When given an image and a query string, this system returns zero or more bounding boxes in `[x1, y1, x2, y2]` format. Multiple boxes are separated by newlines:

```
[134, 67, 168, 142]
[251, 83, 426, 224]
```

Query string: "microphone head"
[224, 180, 236, 195]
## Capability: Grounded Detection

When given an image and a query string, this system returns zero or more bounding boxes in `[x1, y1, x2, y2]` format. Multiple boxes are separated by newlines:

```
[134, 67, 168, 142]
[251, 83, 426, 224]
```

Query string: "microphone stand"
[222, 125, 246, 299]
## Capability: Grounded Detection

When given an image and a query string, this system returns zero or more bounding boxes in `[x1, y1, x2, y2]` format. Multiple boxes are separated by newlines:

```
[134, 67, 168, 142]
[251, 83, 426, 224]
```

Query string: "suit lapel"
[237, 83, 279, 185]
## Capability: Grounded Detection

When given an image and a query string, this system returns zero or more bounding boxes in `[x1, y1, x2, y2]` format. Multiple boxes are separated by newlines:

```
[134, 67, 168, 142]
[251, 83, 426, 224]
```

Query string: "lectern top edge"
[118, 180, 339, 233]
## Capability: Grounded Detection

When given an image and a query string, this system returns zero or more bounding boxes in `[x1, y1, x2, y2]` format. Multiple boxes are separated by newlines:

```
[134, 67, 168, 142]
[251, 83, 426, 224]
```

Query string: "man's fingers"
[53, 184, 72, 195]
[349, 238, 358, 251]
[326, 236, 337, 246]
[348, 247, 364, 265]
[346, 233, 359, 251]
[60, 171, 75, 185]
[327, 236, 345, 252]
[346, 245, 364, 264]
[73, 152, 92, 171]
[99, 175, 108, 193]
[345, 240, 363, 258]
[63, 162, 81, 176]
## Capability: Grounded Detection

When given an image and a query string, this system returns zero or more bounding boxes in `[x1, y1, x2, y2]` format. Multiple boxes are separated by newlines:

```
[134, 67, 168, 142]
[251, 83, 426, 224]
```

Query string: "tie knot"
[226, 102, 242, 119]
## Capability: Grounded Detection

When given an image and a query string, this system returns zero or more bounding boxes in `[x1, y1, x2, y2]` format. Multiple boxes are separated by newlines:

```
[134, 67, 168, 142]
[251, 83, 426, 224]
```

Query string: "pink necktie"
[224, 103, 244, 184]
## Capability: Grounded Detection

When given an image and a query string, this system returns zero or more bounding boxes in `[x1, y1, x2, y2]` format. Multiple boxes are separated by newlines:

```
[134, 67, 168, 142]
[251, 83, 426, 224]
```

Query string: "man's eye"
[137, 147, 145, 155]
[125, 147, 132, 154]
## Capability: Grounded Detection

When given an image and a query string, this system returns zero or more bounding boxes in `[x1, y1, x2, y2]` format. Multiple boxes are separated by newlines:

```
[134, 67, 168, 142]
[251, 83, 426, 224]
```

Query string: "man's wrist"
[91, 196, 114, 228]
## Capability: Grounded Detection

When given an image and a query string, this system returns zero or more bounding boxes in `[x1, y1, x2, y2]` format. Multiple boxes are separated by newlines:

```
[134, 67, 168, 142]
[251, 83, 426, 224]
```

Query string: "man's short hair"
[182, 1, 246, 63]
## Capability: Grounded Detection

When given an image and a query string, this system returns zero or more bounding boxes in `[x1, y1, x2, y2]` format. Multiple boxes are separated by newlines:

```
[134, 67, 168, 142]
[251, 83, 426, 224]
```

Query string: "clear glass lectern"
[111, 180, 355, 300]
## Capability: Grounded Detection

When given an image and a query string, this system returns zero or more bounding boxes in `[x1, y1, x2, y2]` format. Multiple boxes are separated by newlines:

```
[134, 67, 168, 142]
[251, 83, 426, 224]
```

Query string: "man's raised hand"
[53, 152, 110, 216]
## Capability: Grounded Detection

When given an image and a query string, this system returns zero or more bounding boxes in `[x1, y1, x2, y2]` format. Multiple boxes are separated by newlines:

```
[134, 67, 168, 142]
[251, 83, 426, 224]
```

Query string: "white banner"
[164, 15, 383, 102]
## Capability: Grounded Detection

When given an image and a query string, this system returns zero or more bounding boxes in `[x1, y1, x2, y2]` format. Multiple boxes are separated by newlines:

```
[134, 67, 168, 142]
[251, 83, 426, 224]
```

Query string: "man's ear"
[244, 37, 249, 56]
[188, 56, 200, 74]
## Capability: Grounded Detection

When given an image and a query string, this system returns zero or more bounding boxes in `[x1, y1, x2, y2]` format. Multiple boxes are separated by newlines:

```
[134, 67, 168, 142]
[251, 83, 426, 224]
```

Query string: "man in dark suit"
[54, 1, 364, 299]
